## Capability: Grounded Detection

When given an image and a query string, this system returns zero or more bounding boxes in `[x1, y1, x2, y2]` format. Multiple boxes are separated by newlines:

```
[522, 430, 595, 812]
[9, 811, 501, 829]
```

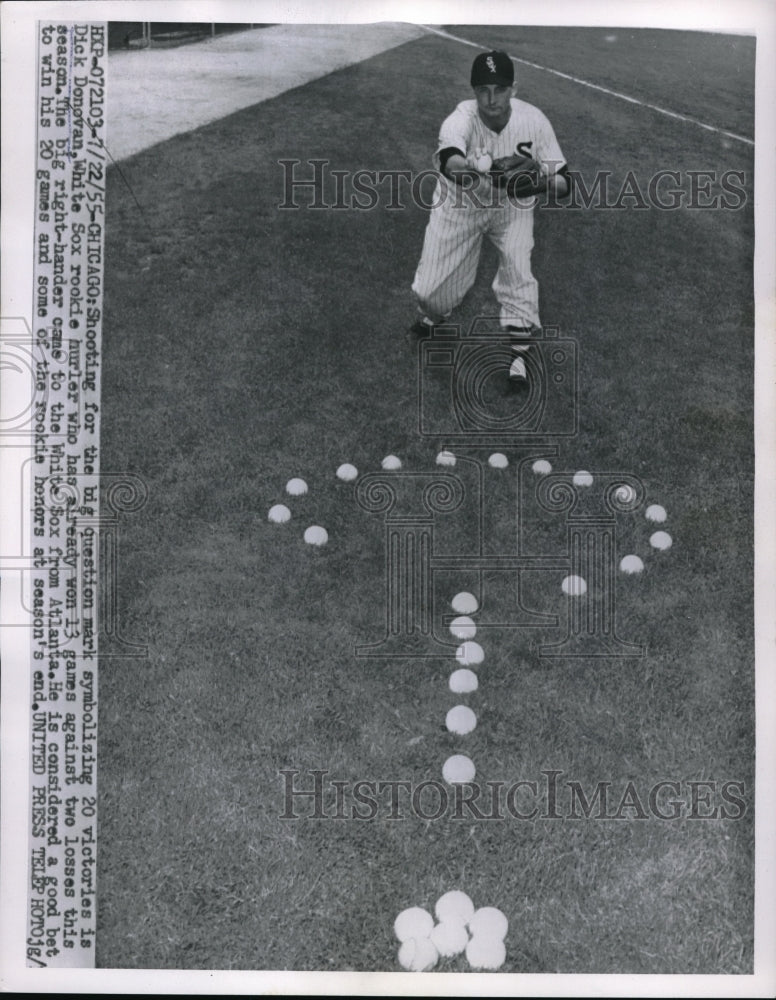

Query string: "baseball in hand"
[473, 152, 492, 172]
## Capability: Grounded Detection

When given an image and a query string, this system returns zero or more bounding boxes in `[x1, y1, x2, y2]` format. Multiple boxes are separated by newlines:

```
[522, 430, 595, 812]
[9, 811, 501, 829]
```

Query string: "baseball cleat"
[410, 313, 446, 337]
[509, 355, 528, 380]
[505, 323, 541, 336]
[505, 326, 534, 380]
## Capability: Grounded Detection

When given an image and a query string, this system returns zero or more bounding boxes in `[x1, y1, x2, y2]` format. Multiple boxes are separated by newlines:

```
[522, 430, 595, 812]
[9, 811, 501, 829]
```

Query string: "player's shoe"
[504, 323, 541, 335]
[508, 354, 528, 380]
[505, 325, 538, 381]
[410, 314, 448, 337]
[410, 317, 436, 336]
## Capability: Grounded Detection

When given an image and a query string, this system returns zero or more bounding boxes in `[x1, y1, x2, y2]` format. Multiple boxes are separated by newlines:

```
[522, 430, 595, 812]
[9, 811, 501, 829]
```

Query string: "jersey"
[433, 98, 566, 185]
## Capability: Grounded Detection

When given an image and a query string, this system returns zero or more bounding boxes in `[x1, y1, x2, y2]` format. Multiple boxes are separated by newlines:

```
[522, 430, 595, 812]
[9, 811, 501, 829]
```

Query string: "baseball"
[468, 906, 509, 940]
[303, 525, 328, 546]
[646, 503, 667, 523]
[562, 574, 587, 596]
[620, 554, 644, 574]
[452, 591, 478, 614]
[286, 477, 308, 496]
[435, 890, 475, 926]
[455, 640, 484, 666]
[442, 754, 476, 784]
[446, 705, 477, 736]
[430, 920, 470, 957]
[474, 152, 492, 172]
[267, 504, 291, 523]
[449, 615, 476, 640]
[394, 906, 435, 942]
[398, 936, 439, 972]
[466, 935, 507, 970]
[449, 668, 479, 694]
[336, 463, 358, 481]
[650, 530, 673, 550]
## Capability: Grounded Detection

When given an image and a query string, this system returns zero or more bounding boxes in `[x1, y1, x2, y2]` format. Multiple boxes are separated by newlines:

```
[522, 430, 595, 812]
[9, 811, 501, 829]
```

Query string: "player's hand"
[445, 165, 495, 198]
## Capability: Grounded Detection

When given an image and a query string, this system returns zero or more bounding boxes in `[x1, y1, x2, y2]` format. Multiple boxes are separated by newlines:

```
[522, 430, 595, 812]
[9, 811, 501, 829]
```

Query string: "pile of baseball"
[394, 891, 508, 971]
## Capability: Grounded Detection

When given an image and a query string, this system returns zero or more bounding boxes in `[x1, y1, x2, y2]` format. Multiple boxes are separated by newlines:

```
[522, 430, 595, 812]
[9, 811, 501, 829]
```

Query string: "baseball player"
[411, 50, 569, 379]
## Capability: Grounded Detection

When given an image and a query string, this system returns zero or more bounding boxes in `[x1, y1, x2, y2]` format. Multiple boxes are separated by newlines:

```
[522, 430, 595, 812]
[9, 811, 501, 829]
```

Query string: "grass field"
[96, 25, 754, 973]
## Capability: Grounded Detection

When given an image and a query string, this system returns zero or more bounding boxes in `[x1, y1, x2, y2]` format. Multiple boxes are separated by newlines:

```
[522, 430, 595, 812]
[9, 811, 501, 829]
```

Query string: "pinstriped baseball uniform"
[412, 97, 566, 329]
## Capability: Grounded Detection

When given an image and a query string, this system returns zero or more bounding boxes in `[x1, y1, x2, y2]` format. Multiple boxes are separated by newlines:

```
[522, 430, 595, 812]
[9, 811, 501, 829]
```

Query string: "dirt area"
[106, 22, 427, 161]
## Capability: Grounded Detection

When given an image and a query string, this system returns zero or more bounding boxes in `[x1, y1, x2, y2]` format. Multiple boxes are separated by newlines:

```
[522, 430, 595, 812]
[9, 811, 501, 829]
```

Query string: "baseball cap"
[470, 50, 514, 87]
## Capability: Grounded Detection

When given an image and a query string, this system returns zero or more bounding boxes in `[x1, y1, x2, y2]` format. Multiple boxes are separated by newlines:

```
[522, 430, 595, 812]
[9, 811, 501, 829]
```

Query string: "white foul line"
[421, 24, 755, 148]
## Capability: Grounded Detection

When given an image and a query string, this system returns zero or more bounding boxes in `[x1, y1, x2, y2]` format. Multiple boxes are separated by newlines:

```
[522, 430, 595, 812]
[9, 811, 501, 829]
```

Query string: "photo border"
[2, 0, 774, 995]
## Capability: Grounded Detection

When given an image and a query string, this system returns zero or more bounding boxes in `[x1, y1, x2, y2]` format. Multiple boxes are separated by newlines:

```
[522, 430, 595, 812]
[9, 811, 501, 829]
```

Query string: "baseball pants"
[412, 202, 539, 328]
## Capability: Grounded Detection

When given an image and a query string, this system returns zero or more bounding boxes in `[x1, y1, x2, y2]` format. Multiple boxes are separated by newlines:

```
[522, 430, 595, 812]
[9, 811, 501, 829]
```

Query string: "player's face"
[474, 84, 513, 128]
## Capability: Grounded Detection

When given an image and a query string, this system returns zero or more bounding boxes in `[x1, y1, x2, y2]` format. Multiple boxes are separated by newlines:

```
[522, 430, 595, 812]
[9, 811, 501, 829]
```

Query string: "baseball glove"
[489, 154, 543, 197]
